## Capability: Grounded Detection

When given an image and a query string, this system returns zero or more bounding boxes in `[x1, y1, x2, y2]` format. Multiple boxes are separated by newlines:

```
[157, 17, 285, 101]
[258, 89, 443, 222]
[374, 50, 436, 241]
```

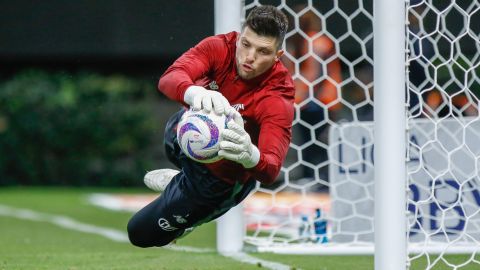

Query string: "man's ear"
[275, 49, 284, 61]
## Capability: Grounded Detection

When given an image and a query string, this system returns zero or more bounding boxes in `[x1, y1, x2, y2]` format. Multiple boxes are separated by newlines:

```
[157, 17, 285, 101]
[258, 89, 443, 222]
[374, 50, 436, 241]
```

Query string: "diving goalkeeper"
[127, 5, 295, 247]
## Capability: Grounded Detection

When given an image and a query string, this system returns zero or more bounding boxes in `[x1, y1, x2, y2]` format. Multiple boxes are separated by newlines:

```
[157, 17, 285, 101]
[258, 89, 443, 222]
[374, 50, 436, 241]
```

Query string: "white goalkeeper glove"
[184, 85, 231, 115]
[218, 112, 260, 169]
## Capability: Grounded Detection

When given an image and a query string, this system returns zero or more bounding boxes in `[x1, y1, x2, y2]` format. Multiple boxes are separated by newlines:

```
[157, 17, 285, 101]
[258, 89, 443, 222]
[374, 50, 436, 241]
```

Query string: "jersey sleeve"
[158, 36, 227, 105]
[250, 89, 295, 184]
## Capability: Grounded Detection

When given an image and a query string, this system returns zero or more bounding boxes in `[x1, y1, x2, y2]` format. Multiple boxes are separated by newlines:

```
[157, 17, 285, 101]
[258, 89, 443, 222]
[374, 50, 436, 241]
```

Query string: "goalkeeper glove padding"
[218, 114, 260, 169]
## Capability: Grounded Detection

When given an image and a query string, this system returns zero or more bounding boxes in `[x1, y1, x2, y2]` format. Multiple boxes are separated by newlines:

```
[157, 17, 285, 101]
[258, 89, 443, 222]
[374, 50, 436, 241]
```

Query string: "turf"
[0, 187, 254, 270]
[0, 187, 477, 270]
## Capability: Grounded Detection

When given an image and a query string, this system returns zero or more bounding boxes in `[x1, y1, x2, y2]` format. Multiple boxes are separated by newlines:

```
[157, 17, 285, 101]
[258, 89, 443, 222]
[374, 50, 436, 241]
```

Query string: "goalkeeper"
[127, 5, 295, 247]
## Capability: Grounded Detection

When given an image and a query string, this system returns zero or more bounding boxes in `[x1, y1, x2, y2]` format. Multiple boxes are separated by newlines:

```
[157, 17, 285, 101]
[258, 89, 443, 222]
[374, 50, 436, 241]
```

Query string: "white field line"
[0, 204, 296, 270]
[0, 204, 128, 242]
[0, 203, 206, 252]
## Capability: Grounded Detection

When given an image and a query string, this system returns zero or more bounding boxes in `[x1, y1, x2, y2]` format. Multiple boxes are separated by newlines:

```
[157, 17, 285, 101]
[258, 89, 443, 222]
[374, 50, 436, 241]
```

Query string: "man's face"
[235, 26, 284, 80]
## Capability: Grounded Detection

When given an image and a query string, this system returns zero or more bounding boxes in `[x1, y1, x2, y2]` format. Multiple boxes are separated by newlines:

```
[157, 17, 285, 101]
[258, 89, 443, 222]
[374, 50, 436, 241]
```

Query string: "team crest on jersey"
[208, 81, 219, 90]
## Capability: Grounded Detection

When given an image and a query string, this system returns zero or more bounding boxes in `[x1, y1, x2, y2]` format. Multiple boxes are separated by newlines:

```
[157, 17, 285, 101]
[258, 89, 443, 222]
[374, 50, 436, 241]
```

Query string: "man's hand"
[184, 85, 231, 115]
[218, 113, 260, 168]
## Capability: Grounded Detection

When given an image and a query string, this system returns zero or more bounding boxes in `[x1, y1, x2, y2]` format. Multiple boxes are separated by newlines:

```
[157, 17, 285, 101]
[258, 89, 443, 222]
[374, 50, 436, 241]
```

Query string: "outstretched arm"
[158, 36, 231, 115]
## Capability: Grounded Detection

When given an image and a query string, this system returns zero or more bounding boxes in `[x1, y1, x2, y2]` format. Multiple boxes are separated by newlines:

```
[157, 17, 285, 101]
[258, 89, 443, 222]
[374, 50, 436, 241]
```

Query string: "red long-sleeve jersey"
[158, 31, 295, 185]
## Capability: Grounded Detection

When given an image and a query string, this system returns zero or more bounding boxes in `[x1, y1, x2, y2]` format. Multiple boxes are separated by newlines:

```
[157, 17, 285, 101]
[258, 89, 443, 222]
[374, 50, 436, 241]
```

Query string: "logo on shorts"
[173, 214, 189, 224]
[158, 218, 178, 231]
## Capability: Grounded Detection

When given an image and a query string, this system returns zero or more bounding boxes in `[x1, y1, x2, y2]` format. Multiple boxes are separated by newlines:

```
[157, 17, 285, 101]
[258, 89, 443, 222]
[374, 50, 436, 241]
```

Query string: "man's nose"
[245, 49, 255, 63]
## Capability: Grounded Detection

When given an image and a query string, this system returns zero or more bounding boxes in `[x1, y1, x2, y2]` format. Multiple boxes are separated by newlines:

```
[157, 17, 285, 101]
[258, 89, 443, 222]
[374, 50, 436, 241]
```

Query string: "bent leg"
[127, 170, 221, 248]
[127, 174, 255, 247]
[127, 194, 185, 247]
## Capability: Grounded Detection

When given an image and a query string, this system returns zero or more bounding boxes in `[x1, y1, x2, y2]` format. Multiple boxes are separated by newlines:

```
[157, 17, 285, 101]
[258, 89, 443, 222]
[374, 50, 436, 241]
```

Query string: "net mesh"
[240, 0, 480, 268]
[242, 0, 375, 251]
[406, 0, 480, 268]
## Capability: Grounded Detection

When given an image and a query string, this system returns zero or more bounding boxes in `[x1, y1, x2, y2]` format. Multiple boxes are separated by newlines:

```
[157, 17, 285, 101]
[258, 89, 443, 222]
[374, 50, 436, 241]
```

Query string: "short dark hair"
[243, 5, 288, 49]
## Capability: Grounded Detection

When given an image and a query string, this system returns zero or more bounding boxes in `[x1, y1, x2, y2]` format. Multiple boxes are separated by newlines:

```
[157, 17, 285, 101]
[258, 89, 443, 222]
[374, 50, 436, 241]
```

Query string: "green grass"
[0, 187, 477, 270]
[0, 187, 254, 270]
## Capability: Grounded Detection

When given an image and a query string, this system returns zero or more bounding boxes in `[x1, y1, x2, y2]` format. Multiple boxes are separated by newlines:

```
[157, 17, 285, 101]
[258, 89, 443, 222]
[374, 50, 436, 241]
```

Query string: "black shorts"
[127, 109, 255, 247]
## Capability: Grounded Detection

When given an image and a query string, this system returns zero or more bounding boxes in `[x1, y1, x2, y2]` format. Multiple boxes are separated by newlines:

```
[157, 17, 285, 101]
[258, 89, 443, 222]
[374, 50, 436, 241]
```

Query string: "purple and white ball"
[177, 110, 232, 163]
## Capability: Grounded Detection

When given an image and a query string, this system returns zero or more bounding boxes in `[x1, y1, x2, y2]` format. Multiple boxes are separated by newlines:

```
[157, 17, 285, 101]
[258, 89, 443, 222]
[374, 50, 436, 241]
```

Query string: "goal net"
[241, 0, 376, 255]
[220, 0, 480, 268]
[406, 0, 480, 268]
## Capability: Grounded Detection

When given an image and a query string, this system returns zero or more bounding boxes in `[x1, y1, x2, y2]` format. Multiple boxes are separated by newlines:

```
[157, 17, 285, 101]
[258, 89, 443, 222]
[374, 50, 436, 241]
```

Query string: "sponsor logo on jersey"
[158, 218, 178, 231]
[231, 103, 245, 111]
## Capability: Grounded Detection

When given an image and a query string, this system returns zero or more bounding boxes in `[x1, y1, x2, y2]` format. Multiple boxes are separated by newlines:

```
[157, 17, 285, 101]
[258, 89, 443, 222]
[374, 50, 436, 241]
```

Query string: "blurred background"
[0, 0, 215, 187]
[0, 0, 371, 188]
[2, 0, 477, 189]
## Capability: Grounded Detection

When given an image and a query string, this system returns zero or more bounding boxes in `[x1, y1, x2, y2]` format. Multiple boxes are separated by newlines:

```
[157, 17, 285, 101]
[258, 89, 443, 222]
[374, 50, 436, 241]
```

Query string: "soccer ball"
[176, 110, 230, 163]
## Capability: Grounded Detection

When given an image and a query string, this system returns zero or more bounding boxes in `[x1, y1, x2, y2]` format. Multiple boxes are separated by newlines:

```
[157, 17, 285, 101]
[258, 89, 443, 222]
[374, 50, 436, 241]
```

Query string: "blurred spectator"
[286, 10, 342, 110]
[408, 4, 435, 117]
[408, 4, 477, 118]
[423, 89, 477, 117]
[283, 8, 342, 181]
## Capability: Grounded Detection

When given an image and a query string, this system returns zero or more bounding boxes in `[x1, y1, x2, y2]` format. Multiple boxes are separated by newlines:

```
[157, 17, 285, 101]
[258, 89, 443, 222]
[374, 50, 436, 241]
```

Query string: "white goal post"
[215, 1, 480, 269]
[374, 0, 406, 269]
